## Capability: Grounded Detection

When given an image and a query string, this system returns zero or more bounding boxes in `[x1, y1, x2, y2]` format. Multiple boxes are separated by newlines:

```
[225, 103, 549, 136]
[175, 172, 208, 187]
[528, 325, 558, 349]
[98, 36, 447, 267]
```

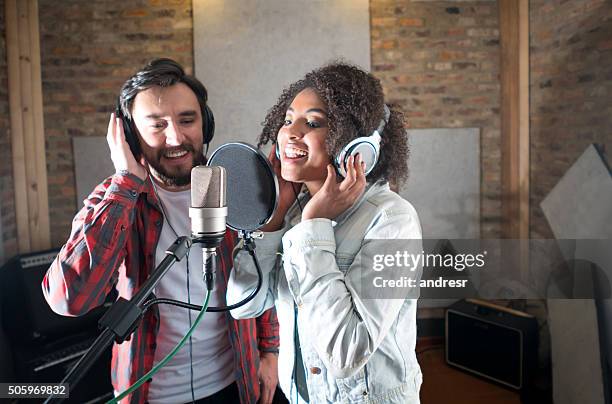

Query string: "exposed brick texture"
[371, 0, 502, 238]
[38, 0, 193, 247]
[530, 0, 612, 238]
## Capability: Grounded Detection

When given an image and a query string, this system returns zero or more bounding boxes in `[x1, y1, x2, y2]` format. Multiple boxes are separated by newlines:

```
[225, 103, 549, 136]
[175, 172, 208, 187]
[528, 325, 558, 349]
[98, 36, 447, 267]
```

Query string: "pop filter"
[207, 142, 279, 232]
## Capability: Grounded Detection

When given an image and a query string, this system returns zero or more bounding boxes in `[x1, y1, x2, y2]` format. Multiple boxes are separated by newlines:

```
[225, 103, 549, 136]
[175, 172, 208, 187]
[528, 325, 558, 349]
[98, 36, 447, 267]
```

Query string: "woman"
[228, 63, 423, 403]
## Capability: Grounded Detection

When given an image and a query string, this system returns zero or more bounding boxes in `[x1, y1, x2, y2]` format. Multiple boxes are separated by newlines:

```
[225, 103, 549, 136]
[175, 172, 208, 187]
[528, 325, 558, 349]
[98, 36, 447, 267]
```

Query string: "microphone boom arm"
[43, 236, 192, 404]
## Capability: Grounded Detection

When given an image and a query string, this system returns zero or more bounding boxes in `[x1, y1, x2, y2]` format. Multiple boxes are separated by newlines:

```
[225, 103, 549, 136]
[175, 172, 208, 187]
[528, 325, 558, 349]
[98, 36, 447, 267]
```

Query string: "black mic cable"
[142, 236, 263, 313]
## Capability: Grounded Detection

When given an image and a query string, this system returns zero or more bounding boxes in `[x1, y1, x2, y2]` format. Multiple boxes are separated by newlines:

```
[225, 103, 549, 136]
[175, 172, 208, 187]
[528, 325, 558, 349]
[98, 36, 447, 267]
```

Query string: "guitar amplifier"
[445, 299, 538, 390]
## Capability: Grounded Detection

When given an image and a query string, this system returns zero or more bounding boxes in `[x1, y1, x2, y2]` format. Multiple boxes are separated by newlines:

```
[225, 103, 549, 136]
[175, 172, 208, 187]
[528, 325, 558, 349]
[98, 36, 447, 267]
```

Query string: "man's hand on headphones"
[107, 112, 147, 181]
[301, 154, 366, 221]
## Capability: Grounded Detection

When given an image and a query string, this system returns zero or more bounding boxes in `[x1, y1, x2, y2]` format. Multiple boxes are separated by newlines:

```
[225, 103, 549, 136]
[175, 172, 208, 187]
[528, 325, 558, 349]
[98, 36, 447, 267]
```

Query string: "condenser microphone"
[189, 166, 228, 290]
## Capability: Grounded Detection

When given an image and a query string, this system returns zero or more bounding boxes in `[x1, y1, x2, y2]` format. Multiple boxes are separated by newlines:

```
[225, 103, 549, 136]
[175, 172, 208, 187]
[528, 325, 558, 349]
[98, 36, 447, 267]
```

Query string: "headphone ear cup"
[334, 106, 387, 178]
[202, 105, 215, 145]
[334, 138, 380, 178]
[116, 104, 142, 159]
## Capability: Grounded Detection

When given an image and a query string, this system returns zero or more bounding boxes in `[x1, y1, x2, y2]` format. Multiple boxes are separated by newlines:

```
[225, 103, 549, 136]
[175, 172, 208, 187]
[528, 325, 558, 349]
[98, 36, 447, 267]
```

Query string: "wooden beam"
[499, 0, 530, 239]
[5, 0, 50, 252]
[27, 0, 51, 251]
[5, 0, 30, 252]
[518, 0, 530, 239]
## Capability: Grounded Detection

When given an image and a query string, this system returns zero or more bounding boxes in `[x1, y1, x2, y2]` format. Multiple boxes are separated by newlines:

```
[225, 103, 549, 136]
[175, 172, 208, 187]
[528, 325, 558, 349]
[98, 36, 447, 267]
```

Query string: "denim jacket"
[228, 181, 423, 403]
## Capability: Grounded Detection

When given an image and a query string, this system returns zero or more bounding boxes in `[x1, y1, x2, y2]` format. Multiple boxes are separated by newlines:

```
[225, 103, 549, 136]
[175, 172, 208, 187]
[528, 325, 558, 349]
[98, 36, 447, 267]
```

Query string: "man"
[42, 59, 279, 404]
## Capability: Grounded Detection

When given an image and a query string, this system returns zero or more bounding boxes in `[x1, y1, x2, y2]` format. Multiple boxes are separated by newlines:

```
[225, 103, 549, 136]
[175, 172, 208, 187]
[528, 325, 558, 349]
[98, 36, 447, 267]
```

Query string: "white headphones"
[334, 104, 390, 178]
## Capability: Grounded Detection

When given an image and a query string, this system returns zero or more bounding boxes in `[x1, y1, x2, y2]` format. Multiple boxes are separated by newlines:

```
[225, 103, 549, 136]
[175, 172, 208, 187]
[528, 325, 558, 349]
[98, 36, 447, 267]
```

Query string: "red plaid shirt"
[42, 173, 279, 404]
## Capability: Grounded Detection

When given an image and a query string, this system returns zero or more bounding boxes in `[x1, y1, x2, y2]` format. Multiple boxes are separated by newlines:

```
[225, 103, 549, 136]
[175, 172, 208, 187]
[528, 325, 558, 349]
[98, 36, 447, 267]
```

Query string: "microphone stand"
[43, 236, 192, 404]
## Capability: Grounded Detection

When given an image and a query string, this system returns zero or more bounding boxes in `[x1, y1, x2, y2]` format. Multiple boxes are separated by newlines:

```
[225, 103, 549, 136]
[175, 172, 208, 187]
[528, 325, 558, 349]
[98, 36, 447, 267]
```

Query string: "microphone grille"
[191, 166, 226, 208]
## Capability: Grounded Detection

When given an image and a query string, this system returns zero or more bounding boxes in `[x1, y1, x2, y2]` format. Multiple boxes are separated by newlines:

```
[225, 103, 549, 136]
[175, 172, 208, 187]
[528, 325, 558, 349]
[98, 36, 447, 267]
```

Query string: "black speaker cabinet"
[1, 249, 114, 403]
[446, 299, 538, 390]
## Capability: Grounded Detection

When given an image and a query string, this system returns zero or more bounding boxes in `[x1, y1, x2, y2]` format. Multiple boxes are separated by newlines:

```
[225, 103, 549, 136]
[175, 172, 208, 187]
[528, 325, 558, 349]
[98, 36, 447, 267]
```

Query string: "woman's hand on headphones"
[302, 154, 366, 221]
[260, 146, 300, 232]
[107, 112, 147, 181]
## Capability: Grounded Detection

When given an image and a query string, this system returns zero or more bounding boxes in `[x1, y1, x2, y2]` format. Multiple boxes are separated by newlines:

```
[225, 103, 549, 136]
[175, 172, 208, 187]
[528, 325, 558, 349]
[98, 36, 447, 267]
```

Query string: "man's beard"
[144, 144, 205, 187]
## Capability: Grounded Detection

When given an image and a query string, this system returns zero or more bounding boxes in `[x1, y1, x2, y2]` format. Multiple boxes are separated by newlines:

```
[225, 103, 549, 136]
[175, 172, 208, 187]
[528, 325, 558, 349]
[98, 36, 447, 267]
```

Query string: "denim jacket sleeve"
[282, 204, 422, 379]
[227, 226, 288, 319]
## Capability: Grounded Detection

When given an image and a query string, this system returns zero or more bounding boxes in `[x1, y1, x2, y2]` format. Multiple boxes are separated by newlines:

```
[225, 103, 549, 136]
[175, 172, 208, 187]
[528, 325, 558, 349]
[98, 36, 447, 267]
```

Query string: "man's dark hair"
[258, 62, 410, 186]
[119, 58, 208, 119]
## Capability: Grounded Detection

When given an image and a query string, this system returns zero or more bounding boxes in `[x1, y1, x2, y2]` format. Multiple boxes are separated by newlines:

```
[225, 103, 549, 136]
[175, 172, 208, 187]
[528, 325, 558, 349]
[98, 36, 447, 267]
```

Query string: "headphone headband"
[373, 104, 391, 139]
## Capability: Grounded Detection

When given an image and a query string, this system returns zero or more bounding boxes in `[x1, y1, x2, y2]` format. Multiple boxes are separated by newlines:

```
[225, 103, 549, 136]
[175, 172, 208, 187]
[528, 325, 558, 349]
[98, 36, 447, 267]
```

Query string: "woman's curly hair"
[258, 62, 410, 186]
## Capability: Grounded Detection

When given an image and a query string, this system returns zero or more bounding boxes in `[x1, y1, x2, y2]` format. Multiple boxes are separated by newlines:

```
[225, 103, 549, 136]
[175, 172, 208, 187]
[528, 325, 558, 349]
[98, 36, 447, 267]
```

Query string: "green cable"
[106, 290, 212, 404]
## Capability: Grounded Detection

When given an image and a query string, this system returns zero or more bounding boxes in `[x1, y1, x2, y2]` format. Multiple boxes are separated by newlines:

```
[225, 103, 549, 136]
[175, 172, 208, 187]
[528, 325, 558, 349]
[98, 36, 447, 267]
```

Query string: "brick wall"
[39, 0, 194, 247]
[0, 0, 18, 262]
[2, 0, 503, 254]
[370, 0, 502, 238]
[530, 0, 612, 238]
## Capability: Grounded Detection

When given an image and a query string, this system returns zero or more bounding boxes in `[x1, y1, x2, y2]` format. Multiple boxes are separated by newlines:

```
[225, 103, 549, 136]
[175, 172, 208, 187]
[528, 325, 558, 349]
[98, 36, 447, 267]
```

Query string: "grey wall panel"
[194, 0, 371, 151]
[398, 128, 480, 308]
[541, 145, 612, 240]
[541, 144, 612, 404]
[399, 128, 481, 240]
[73, 137, 114, 209]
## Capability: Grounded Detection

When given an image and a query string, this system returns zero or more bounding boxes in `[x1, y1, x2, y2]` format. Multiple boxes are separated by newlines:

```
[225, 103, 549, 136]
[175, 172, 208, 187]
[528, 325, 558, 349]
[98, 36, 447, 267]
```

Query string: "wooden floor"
[417, 338, 521, 404]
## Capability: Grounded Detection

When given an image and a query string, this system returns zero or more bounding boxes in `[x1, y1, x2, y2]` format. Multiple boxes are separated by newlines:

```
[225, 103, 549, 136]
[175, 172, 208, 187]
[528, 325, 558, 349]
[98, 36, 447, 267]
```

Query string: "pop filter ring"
[207, 142, 279, 235]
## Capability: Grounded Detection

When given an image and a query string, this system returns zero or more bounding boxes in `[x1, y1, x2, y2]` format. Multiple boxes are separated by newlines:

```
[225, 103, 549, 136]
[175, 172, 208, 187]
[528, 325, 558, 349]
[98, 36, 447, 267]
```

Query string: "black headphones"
[115, 95, 215, 159]
[275, 105, 390, 178]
